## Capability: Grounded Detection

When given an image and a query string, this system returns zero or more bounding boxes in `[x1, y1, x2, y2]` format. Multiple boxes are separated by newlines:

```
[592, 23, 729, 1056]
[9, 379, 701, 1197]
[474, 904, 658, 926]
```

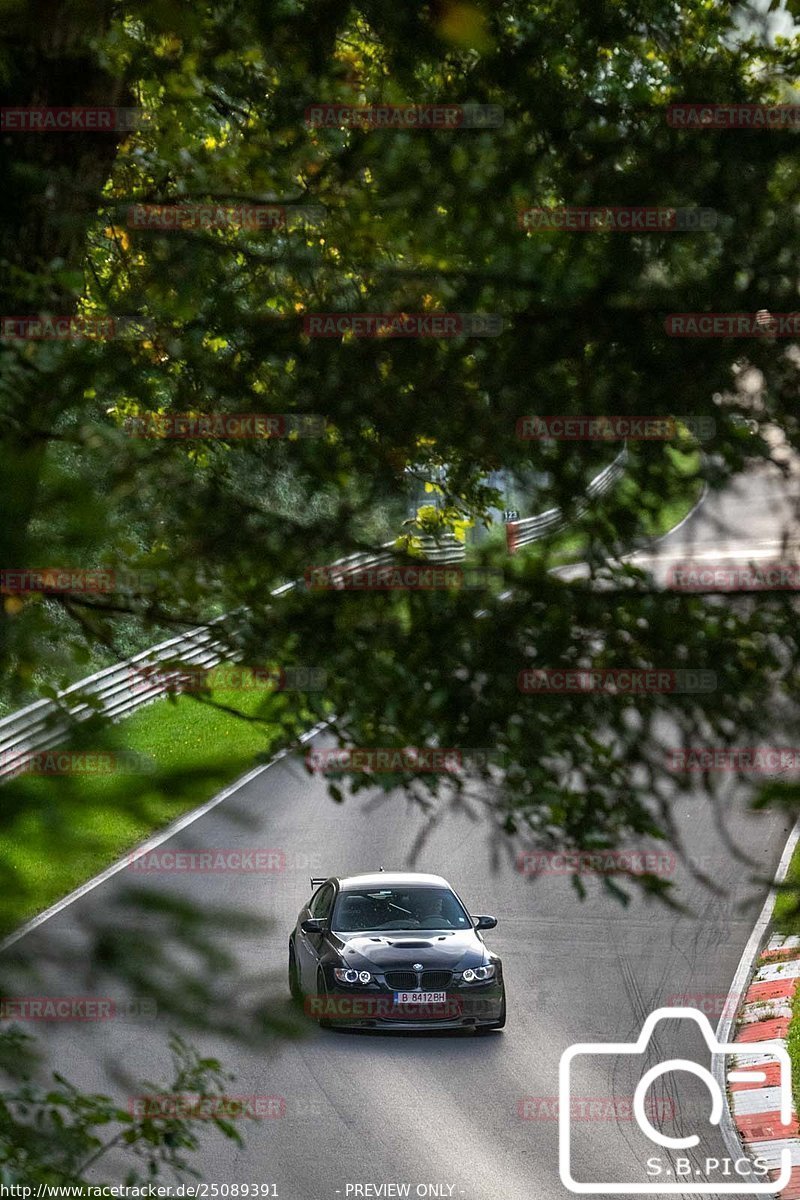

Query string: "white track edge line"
[713, 816, 800, 1179]
[0, 718, 332, 955]
[621, 480, 710, 560]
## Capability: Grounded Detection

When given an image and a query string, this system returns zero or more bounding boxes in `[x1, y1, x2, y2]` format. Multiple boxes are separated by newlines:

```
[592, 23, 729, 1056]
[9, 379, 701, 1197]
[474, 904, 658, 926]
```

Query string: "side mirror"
[301, 917, 327, 934]
[474, 914, 497, 930]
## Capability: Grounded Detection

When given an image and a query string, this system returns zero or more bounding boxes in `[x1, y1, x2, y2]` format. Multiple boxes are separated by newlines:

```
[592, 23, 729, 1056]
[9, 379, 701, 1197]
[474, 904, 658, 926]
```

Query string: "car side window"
[309, 883, 334, 919]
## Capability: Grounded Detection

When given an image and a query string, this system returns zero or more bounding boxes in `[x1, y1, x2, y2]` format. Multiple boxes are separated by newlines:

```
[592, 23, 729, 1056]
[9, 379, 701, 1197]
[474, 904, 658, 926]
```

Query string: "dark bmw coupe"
[288, 871, 505, 1032]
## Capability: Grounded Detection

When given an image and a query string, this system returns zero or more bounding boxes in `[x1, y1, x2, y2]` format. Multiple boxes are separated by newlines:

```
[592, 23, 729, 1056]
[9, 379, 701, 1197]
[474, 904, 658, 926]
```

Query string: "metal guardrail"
[307, 532, 466, 585]
[0, 534, 465, 780]
[506, 446, 628, 553]
[0, 613, 244, 779]
[0, 455, 625, 779]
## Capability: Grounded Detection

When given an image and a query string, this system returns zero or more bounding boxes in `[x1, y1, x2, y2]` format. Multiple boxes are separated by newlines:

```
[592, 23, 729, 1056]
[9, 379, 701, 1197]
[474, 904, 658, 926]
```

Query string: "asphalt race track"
[3, 461, 800, 1199]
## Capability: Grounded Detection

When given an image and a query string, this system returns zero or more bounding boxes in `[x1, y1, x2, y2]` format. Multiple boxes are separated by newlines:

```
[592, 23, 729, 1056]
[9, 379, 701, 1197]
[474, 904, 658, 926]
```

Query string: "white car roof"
[339, 872, 451, 890]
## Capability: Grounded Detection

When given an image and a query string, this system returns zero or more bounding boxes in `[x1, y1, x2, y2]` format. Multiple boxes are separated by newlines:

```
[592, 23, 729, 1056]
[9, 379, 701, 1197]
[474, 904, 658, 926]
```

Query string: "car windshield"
[332, 886, 471, 932]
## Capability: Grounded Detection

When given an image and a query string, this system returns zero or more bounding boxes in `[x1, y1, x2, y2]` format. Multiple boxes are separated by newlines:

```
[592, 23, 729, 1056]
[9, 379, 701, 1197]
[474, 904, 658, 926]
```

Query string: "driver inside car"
[416, 892, 448, 928]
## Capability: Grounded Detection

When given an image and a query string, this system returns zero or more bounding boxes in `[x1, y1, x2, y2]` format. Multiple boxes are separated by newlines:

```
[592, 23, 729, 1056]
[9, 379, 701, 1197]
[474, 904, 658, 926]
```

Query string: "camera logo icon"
[559, 1006, 792, 1194]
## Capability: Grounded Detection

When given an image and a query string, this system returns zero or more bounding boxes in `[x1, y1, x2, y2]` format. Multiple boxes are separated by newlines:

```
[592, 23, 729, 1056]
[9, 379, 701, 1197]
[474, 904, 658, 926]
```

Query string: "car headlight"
[461, 965, 496, 983]
[334, 968, 373, 985]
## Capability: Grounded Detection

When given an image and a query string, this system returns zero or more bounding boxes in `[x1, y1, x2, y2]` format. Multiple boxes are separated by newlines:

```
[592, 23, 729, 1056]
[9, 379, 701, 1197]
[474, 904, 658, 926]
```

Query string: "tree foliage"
[0, 0, 798, 988]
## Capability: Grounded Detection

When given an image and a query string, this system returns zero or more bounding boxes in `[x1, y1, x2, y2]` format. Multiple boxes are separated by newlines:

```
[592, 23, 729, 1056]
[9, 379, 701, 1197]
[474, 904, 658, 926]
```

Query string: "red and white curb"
[729, 933, 800, 1197]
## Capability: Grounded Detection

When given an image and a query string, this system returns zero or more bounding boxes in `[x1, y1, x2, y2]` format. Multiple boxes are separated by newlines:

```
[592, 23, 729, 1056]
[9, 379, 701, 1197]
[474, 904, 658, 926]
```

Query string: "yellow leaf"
[436, 3, 493, 52]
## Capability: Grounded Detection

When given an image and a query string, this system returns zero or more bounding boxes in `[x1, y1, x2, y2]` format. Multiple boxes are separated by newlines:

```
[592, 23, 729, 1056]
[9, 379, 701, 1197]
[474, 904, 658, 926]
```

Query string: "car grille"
[383, 970, 453, 990]
[384, 971, 418, 990]
[421, 970, 452, 990]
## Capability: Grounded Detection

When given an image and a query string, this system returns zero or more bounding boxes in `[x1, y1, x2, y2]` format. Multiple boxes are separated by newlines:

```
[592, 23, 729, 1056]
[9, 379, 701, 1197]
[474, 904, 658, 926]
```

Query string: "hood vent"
[387, 940, 432, 948]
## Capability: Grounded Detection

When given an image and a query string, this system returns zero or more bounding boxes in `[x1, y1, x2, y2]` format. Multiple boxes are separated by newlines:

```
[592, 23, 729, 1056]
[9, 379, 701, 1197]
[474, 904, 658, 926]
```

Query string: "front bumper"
[305, 984, 504, 1029]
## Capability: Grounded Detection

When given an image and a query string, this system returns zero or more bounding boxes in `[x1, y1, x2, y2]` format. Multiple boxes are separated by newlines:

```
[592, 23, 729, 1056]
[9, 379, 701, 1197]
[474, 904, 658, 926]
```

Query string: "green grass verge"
[0, 679, 322, 938]
[786, 981, 800, 1116]
[773, 838, 800, 936]
[512, 445, 703, 567]
[761, 839, 800, 1110]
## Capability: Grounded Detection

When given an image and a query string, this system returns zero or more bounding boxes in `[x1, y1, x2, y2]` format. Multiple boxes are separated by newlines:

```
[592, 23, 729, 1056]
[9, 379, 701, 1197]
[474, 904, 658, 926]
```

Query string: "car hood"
[331, 929, 488, 970]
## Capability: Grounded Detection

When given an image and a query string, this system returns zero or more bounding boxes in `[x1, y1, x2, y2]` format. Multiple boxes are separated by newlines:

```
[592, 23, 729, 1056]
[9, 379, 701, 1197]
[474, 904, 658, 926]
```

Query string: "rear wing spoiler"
[310, 869, 383, 890]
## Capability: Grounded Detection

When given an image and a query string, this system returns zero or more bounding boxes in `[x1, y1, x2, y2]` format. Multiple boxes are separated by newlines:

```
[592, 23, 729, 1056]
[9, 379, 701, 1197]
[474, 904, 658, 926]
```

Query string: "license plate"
[393, 991, 447, 1004]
